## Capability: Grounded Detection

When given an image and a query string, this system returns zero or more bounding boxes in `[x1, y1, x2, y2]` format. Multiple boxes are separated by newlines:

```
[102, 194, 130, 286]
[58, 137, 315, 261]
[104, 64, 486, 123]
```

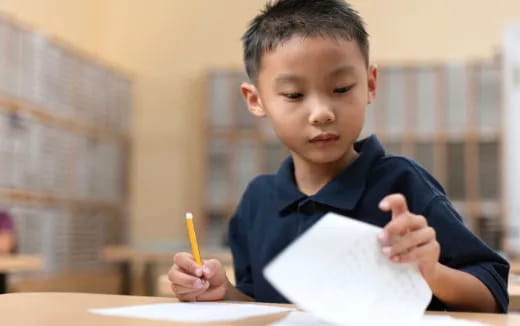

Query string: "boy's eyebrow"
[274, 65, 357, 85]
[330, 65, 356, 76]
[274, 74, 303, 85]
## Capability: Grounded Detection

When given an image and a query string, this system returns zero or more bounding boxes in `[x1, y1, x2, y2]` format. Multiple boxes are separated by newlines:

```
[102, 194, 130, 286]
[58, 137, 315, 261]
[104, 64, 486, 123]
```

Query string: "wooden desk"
[0, 255, 43, 273]
[510, 260, 520, 274]
[0, 254, 44, 293]
[0, 292, 518, 326]
[510, 279, 520, 311]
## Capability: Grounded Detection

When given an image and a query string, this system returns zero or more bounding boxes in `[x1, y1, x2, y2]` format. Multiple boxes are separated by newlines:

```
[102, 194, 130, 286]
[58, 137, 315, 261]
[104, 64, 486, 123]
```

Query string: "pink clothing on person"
[0, 211, 13, 231]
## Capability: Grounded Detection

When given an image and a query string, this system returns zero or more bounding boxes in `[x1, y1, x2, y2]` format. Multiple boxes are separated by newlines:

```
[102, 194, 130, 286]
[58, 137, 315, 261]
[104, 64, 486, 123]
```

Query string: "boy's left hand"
[378, 194, 440, 283]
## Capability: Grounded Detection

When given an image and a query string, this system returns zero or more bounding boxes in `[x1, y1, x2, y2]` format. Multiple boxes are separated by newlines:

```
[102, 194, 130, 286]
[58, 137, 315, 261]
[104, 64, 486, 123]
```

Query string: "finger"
[196, 285, 227, 302]
[392, 240, 440, 264]
[382, 227, 436, 258]
[172, 280, 210, 296]
[202, 259, 224, 281]
[168, 265, 204, 288]
[379, 193, 409, 218]
[174, 252, 203, 277]
[380, 214, 427, 245]
[177, 285, 211, 302]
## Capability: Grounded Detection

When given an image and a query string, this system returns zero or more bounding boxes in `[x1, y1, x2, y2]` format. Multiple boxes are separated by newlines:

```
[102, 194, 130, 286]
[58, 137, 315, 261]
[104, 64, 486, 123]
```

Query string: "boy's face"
[241, 36, 377, 166]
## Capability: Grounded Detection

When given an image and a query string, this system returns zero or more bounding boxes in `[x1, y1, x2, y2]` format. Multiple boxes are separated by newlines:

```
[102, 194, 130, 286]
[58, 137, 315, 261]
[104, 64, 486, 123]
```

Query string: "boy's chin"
[299, 151, 350, 165]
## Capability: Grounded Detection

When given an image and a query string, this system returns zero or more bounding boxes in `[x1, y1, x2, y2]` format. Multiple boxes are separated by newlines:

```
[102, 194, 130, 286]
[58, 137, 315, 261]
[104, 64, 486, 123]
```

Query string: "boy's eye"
[282, 93, 303, 100]
[334, 85, 355, 93]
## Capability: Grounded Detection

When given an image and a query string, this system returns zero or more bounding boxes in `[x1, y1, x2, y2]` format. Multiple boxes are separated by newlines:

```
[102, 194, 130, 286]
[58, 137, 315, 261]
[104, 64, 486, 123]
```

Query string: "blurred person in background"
[0, 209, 16, 293]
[0, 210, 15, 254]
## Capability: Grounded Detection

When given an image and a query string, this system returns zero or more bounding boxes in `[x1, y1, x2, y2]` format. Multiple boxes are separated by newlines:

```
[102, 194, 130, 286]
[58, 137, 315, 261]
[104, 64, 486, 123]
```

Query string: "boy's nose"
[309, 104, 335, 125]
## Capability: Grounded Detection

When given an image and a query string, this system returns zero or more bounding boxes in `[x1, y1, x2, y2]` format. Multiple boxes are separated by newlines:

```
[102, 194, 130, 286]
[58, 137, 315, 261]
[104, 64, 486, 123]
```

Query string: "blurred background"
[0, 0, 519, 307]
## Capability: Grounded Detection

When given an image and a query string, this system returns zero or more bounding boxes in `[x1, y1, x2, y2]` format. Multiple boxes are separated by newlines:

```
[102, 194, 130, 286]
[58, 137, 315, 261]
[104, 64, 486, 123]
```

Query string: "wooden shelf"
[206, 203, 235, 215]
[0, 188, 124, 211]
[0, 13, 132, 276]
[209, 129, 263, 140]
[0, 254, 44, 273]
[377, 130, 501, 143]
[204, 61, 506, 250]
[0, 12, 133, 79]
[209, 130, 502, 144]
[0, 93, 129, 142]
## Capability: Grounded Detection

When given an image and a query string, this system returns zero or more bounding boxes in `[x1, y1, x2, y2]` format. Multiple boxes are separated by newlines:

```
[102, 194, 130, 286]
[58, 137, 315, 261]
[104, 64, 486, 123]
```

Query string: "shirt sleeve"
[424, 196, 510, 312]
[228, 210, 255, 298]
[0, 211, 13, 232]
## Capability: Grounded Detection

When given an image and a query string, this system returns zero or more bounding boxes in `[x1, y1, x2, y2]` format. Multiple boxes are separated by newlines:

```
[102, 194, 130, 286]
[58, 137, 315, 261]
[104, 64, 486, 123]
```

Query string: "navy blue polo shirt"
[228, 135, 509, 312]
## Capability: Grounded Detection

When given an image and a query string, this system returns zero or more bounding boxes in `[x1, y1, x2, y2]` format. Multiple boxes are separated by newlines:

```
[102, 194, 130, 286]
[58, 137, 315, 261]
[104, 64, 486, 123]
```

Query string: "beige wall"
[2, 0, 520, 245]
[0, 0, 104, 56]
[97, 1, 269, 245]
[356, 0, 520, 63]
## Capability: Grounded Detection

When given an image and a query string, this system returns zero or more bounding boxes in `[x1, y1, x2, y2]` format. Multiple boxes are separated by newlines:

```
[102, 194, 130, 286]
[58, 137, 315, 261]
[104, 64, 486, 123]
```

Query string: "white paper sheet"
[419, 315, 487, 326]
[269, 311, 336, 325]
[269, 311, 487, 326]
[89, 302, 293, 322]
[263, 212, 433, 326]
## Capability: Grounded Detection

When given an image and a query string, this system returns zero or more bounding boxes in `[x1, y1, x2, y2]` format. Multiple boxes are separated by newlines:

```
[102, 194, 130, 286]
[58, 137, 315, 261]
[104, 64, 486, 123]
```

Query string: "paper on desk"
[269, 311, 335, 325]
[419, 315, 488, 326]
[264, 212, 433, 326]
[269, 311, 488, 326]
[89, 302, 293, 322]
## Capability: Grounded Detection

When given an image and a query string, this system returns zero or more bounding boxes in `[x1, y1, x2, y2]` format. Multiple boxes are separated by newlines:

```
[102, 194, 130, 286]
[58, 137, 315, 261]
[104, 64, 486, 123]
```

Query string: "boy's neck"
[292, 148, 359, 196]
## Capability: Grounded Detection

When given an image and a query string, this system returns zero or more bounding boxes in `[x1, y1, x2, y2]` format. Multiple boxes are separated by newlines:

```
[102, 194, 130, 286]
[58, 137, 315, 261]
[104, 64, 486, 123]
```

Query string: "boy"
[168, 0, 509, 312]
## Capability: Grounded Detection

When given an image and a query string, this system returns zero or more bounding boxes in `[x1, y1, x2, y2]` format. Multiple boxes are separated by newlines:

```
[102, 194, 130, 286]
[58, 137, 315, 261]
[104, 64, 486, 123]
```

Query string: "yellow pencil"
[185, 212, 202, 266]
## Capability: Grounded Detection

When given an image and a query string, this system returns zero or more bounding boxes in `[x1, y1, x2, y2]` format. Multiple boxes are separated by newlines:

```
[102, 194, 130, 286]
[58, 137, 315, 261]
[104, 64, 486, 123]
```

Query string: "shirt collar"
[275, 135, 385, 215]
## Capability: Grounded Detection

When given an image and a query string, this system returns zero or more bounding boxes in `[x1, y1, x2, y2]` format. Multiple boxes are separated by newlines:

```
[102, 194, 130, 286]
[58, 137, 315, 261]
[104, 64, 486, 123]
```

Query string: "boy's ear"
[240, 82, 266, 117]
[367, 64, 378, 104]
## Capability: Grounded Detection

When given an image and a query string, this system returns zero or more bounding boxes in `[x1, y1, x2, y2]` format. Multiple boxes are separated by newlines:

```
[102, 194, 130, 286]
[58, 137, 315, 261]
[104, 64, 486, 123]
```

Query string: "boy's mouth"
[309, 133, 340, 145]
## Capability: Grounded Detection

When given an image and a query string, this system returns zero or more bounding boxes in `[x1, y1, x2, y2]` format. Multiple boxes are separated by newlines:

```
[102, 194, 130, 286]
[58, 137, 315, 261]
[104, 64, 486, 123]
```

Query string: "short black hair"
[242, 0, 369, 83]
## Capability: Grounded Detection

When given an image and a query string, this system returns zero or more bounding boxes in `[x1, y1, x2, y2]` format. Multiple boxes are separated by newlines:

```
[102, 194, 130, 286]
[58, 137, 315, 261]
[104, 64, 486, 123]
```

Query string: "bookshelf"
[503, 26, 520, 257]
[205, 59, 505, 251]
[0, 14, 132, 274]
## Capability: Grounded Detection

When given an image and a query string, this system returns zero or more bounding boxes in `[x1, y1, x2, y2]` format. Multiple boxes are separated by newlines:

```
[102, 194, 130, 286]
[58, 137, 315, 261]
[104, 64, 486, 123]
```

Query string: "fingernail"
[392, 256, 400, 263]
[195, 268, 202, 277]
[380, 200, 389, 209]
[378, 231, 388, 243]
[194, 279, 203, 289]
[203, 266, 210, 275]
[382, 247, 392, 256]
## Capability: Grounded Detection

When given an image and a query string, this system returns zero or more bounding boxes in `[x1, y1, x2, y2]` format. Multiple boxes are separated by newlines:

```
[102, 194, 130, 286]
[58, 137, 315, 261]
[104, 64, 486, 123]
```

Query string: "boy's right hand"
[168, 252, 228, 302]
